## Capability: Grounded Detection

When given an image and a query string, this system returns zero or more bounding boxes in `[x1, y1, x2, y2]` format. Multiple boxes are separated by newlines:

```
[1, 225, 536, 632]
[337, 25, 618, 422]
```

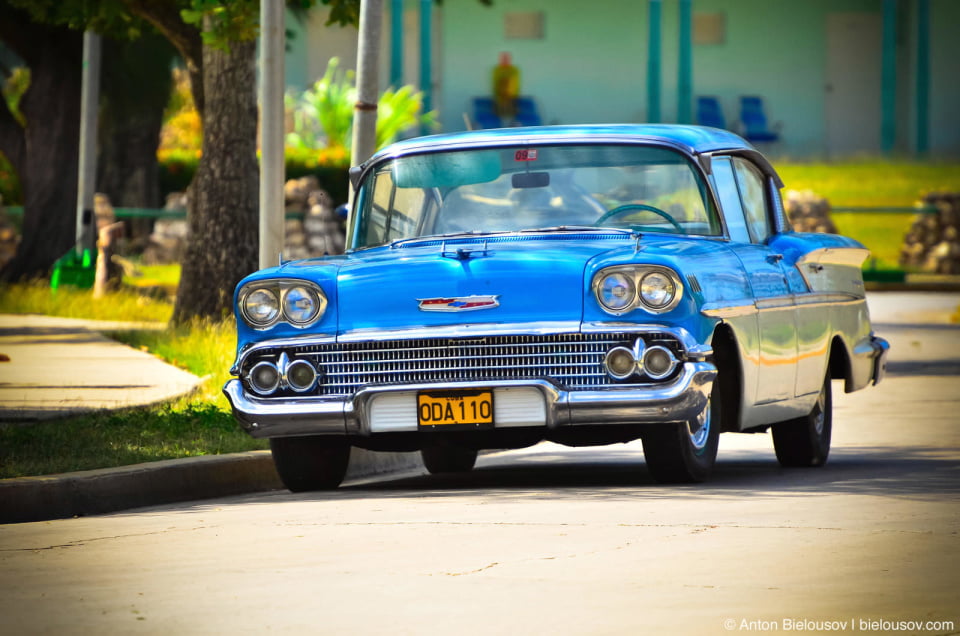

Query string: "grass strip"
[0, 404, 266, 479]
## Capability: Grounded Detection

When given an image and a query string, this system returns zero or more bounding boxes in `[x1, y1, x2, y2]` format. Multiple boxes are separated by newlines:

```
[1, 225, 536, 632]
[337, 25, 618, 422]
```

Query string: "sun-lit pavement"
[0, 292, 957, 635]
[0, 314, 200, 421]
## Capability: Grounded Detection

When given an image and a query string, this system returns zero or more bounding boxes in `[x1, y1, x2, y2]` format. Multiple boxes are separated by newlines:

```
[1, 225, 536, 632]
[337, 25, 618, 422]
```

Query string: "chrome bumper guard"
[870, 335, 890, 385]
[223, 361, 717, 438]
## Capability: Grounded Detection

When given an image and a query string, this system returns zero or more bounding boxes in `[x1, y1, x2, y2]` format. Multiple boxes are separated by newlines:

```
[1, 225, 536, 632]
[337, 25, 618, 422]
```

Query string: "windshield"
[351, 144, 720, 249]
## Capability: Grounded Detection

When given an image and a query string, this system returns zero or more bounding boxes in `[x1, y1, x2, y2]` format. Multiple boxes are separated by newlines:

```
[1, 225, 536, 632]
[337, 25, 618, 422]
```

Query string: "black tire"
[642, 386, 721, 483]
[269, 436, 351, 492]
[772, 375, 832, 467]
[421, 444, 478, 474]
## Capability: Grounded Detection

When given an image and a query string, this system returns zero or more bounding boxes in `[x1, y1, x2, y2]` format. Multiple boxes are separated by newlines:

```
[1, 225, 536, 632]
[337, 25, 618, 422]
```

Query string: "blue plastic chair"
[514, 96, 542, 127]
[696, 96, 726, 129]
[739, 96, 780, 143]
[472, 97, 502, 129]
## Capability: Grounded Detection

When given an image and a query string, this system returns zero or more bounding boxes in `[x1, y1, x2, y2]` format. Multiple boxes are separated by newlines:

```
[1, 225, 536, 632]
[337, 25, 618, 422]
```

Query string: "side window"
[361, 168, 428, 245]
[732, 158, 771, 243]
[710, 157, 751, 243]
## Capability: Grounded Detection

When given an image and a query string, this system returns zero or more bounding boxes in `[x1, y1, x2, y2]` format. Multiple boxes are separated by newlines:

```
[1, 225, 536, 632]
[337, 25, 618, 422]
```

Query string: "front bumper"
[222, 360, 717, 438]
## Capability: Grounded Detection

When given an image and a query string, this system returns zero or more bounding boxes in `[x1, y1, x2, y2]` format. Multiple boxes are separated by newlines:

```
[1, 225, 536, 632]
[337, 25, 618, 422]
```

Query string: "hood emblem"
[418, 295, 500, 312]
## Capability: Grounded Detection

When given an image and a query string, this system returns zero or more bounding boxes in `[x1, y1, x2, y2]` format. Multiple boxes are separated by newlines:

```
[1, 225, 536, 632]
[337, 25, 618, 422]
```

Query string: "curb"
[0, 448, 424, 524]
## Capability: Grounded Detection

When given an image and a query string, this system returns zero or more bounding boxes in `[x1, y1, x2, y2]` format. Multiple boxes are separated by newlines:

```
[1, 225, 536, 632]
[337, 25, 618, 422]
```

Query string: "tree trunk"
[171, 37, 259, 324]
[0, 12, 82, 282]
[97, 33, 176, 210]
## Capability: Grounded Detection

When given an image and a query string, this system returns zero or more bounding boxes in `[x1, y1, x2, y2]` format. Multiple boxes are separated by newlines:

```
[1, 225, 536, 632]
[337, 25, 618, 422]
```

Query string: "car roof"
[368, 124, 757, 162]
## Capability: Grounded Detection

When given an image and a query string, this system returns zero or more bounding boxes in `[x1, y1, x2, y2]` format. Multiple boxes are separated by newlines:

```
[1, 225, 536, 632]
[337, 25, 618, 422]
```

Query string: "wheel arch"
[710, 322, 743, 433]
[828, 334, 855, 393]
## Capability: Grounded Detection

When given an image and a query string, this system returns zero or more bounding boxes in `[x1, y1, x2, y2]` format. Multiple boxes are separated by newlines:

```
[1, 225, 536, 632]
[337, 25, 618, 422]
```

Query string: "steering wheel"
[594, 203, 683, 233]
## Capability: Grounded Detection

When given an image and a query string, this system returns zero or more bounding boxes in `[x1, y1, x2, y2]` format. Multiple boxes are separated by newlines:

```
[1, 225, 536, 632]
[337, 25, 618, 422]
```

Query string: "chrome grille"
[242, 332, 683, 397]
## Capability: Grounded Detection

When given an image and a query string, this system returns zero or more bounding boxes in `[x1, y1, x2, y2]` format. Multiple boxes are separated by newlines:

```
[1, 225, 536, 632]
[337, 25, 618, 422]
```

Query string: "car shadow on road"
[313, 444, 959, 503]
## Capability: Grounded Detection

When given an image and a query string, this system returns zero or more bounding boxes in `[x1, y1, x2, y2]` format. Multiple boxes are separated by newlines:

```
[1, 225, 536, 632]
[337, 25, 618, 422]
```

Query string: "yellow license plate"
[417, 390, 494, 429]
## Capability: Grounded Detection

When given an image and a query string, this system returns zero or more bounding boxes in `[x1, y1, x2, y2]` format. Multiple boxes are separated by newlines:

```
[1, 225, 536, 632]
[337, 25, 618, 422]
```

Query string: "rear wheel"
[642, 387, 721, 483]
[772, 375, 832, 467]
[270, 436, 350, 492]
[421, 443, 478, 474]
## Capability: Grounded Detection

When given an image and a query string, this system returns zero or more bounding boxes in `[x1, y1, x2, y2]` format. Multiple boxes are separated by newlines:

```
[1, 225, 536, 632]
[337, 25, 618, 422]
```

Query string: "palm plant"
[286, 57, 435, 152]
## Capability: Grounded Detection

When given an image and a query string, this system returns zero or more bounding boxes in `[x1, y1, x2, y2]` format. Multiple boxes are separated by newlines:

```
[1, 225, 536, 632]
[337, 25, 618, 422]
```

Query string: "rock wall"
[784, 189, 838, 234]
[283, 176, 346, 260]
[142, 178, 347, 266]
[899, 193, 960, 274]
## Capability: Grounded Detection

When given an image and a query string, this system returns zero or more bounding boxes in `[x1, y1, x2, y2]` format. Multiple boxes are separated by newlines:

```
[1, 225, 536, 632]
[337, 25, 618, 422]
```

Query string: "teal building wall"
[285, 0, 960, 158]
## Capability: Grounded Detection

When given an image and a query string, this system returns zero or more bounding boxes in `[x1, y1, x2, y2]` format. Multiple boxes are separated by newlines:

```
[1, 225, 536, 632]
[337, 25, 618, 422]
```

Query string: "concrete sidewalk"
[0, 314, 201, 421]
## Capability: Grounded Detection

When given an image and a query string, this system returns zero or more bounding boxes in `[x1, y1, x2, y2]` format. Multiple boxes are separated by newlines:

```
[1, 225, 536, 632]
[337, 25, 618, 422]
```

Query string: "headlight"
[639, 271, 676, 310]
[593, 266, 683, 315]
[239, 280, 327, 329]
[283, 285, 323, 325]
[597, 272, 636, 313]
[242, 288, 280, 326]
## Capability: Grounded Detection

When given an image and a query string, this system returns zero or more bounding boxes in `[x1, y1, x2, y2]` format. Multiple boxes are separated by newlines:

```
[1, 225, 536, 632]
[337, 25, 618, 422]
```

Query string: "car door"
[711, 155, 798, 407]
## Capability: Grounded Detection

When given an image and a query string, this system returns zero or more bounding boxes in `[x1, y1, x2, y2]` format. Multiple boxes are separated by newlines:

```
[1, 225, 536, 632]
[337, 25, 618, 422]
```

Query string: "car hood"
[334, 235, 635, 333]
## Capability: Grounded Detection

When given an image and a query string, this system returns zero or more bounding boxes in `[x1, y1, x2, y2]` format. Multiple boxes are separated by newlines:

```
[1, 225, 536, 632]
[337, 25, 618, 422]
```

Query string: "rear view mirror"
[512, 172, 550, 189]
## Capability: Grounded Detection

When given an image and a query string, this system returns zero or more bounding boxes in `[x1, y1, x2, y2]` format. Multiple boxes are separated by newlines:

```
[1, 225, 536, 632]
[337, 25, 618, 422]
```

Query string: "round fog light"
[249, 361, 280, 394]
[643, 346, 677, 379]
[286, 359, 318, 392]
[604, 346, 638, 380]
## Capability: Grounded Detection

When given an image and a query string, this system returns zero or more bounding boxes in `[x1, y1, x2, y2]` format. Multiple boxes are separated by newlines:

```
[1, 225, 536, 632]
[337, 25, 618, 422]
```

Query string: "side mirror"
[349, 165, 363, 189]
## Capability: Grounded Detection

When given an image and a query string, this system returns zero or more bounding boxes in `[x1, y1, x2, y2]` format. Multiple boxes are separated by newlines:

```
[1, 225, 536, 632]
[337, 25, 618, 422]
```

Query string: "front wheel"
[772, 375, 833, 467]
[642, 388, 721, 483]
[270, 436, 351, 492]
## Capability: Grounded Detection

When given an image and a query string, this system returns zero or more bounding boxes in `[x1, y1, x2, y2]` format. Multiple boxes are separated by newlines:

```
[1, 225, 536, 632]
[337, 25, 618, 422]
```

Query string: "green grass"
[775, 160, 960, 207]
[0, 280, 173, 323]
[0, 404, 265, 478]
[830, 212, 915, 270]
[123, 262, 181, 294]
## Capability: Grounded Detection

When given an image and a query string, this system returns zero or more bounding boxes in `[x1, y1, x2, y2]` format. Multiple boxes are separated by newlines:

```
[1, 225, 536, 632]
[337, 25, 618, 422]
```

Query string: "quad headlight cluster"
[593, 266, 683, 315]
[246, 351, 320, 395]
[239, 280, 327, 329]
[603, 337, 679, 381]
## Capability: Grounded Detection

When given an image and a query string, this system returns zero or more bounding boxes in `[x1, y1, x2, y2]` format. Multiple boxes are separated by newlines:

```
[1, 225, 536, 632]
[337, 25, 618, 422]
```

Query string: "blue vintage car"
[224, 124, 889, 490]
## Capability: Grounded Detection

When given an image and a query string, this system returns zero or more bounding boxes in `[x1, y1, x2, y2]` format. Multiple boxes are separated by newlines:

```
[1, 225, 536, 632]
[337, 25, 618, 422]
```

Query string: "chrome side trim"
[701, 301, 757, 319]
[701, 292, 864, 319]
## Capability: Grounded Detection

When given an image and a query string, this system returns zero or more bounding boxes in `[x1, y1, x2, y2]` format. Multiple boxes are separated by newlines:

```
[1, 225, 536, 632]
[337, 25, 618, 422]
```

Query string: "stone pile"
[784, 189, 838, 234]
[899, 193, 960, 274]
[283, 176, 346, 260]
[142, 192, 189, 265]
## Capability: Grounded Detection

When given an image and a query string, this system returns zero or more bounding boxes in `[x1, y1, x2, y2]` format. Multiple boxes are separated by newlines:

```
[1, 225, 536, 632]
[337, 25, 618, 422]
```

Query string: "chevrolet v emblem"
[417, 295, 500, 312]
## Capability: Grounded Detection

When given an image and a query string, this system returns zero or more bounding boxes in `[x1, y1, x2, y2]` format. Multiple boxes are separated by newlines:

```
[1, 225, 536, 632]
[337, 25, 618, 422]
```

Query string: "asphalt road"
[1, 292, 958, 635]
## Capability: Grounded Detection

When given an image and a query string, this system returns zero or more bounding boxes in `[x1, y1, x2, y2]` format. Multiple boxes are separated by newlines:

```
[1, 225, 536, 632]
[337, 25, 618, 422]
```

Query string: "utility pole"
[259, 0, 286, 269]
[76, 31, 101, 257]
[351, 0, 384, 171]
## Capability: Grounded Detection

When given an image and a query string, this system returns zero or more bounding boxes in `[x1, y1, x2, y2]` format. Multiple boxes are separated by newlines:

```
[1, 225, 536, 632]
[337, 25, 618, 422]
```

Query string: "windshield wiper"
[519, 225, 639, 236]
